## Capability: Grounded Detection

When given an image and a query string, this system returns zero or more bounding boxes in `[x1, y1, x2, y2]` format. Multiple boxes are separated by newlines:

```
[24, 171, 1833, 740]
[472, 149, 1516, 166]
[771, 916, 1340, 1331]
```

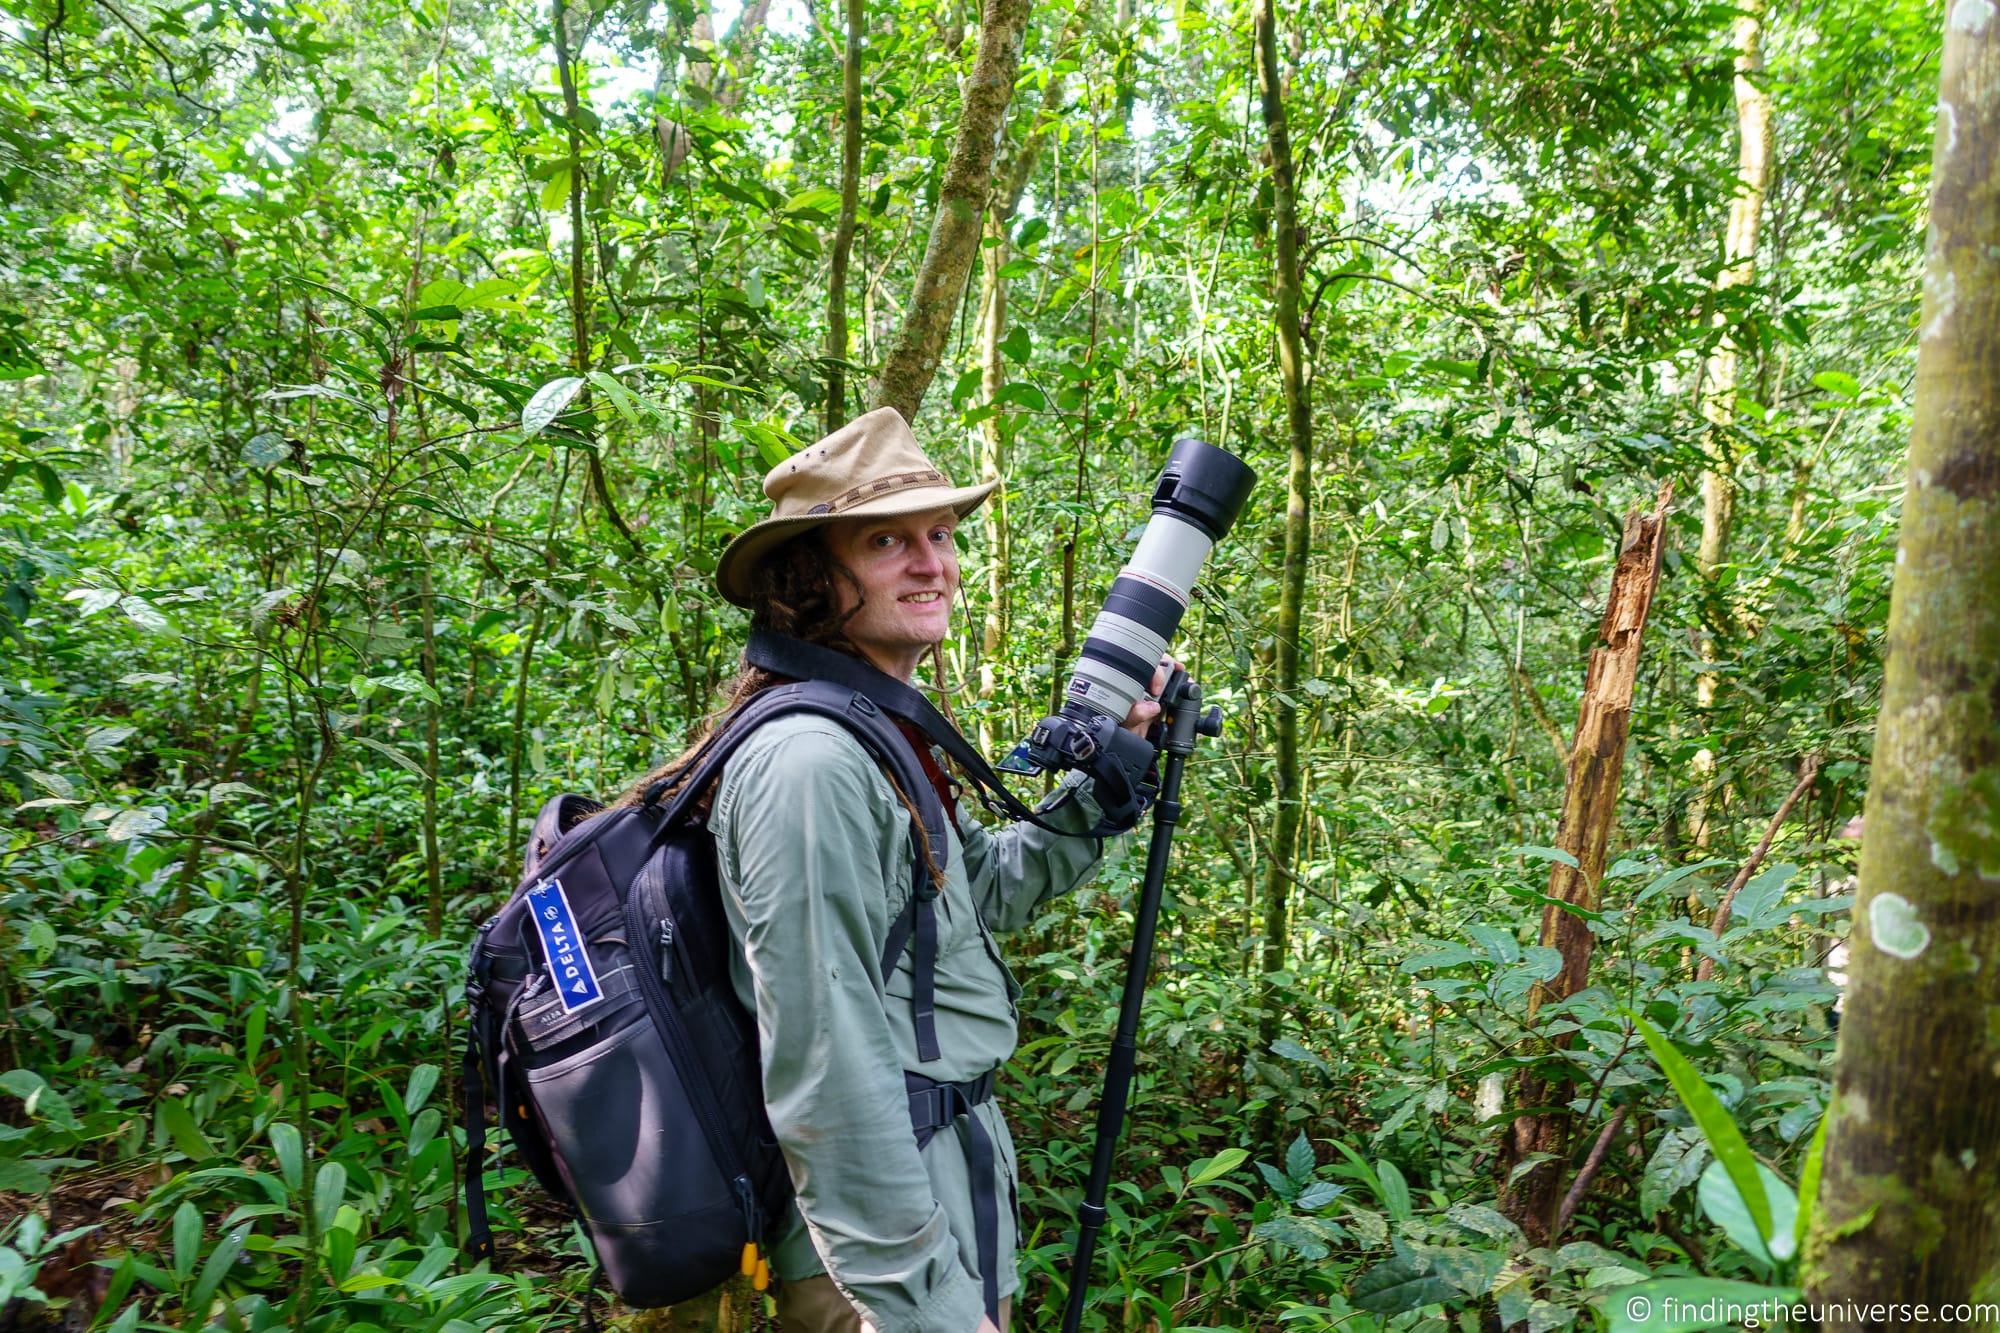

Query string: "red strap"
[894, 719, 960, 826]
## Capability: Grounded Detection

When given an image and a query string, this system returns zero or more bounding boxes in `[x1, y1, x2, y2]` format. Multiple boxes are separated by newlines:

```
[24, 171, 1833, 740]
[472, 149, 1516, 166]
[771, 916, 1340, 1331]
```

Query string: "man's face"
[822, 505, 960, 680]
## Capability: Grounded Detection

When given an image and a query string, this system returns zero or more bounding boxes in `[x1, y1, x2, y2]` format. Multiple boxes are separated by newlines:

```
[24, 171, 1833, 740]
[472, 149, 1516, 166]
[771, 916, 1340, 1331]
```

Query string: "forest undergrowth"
[0, 0, 1964, 1324]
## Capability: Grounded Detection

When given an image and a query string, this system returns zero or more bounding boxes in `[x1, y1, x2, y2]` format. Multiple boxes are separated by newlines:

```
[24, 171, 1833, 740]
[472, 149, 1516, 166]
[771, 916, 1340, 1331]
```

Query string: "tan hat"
[714, 407, 997, 607]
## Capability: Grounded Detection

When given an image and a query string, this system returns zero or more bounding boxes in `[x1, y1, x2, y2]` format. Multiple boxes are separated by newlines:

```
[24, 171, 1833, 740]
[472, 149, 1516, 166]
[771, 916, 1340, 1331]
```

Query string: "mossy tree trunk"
[1805, 6, 2000, 1313]
[871, 0, 1032, 422]
[1688, 0, 1773, 852]
[824, 0, 862, 433]
[973, 10, 1083, 752]
[1252, 0, 1312, 1142]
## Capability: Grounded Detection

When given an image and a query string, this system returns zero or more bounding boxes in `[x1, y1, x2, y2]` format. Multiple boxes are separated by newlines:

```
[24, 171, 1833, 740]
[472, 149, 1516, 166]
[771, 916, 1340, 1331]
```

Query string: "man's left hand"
[1119, 657, 1181, 738]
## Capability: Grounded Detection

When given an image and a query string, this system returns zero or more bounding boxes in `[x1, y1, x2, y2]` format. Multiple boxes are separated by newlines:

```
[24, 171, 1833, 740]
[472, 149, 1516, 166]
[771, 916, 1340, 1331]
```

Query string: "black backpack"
[459, 678, 952, 1309]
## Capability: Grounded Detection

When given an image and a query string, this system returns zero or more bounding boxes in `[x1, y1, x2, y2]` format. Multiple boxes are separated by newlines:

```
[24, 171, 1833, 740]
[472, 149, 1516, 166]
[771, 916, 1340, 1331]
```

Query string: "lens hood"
[1151, 437, 1257, 542]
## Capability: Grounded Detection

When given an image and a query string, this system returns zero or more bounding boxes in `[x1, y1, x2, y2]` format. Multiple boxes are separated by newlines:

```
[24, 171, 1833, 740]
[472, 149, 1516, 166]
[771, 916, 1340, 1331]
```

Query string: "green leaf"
[538, 166, 572, 211]
[1185, 1147, 1248, 1188]
[21, 921, 56, 964]
[1269, 1036, 1328, 1072]
[244, 1003, 267, 1063]
[1640, 1126, 1708, 1218]
[1294, 1181, 1343, 1211]
[461, 278, 521, 309]
[1795, 1110, 1828, 1251]
[779, 187, 842, 217]
[105, 807, 166, 841]
[1352, 1251, 1454, 1314]
[85, 725, 136, 753]
[349, 735, 433, 782]
[241, 432, 288, 468]
[171, 1202, 201, 1282]
[1510, 844, 1580, 868]
[414, 278, 467, 307]
[1375, 1160, 1412, 1222]
[160, 1097, 217, 1163]
[268, 1122, 303, 1192]
[586, 371, 643, 427]
[1632, 1017, 1774, 1254]
[407, 1107, 442, 1160]
[404, 1064, 440, 1116]
[996, 382, 1046, 411]
[1606, 1279, 1800, 1333]
[1698, 1159, 1797, 1266]
[999, 327, 1032, 364]
[1445, 1203, 1522, 1242]
[188, 1224, 249, 1314]
[1285, 1133, 1315, 1183]
[313, 1161, 347, 1234]
[522, 377, 585, 437]
[1810, 370, 1859, 398]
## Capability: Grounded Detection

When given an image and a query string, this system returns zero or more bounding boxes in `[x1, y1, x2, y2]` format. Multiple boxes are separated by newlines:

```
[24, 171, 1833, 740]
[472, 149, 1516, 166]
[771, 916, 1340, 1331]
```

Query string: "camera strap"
[743, 631, 1078, 835]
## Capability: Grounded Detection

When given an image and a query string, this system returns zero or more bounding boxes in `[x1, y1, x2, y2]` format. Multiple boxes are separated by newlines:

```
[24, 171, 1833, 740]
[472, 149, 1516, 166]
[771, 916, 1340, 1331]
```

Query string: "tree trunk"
[870, 0, 1032, 422]
[1805, 8, 2000, 1312]
[973, 9, 1082, 752]
[1501, 485, 1672, 1246]
[419, 561, 444, 937]
[656, 0, 774, 185]
[974, 216, 1012, 756]
[1252, 0, 1313, 1142]
[1688, 0, 1773, 851]
[824, 0, 863, 433]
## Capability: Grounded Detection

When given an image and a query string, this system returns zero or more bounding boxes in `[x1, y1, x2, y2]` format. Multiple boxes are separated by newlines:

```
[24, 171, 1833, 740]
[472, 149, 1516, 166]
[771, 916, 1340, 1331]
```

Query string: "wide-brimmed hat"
[714, 407, 997, 607]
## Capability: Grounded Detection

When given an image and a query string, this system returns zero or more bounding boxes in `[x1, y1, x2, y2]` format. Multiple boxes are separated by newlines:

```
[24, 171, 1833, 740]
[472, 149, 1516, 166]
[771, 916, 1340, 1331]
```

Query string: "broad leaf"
[522, 376, 584, 437]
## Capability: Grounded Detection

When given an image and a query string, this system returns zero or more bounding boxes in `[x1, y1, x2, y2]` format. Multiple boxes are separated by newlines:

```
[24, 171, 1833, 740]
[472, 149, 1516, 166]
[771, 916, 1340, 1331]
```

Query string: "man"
[702, 407, 1163, 1333]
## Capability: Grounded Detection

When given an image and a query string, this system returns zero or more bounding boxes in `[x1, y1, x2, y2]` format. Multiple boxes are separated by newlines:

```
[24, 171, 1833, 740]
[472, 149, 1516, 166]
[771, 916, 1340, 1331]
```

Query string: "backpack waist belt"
[906, 1070, 1002, 1322]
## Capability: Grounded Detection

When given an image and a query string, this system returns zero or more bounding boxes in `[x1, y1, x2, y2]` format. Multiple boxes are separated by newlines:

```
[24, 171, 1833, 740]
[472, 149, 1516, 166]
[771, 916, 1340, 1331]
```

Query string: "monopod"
[1058, 667, 1220, 1333]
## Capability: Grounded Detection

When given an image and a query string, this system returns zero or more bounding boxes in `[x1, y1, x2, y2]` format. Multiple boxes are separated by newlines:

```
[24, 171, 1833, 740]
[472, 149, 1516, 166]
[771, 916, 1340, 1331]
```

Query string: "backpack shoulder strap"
[662, 680, 950, 1063]
[660, 681, 947, 864]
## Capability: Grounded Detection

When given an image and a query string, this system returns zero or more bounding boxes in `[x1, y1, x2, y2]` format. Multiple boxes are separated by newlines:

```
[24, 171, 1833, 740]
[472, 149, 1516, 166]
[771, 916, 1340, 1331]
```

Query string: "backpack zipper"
[622, 863, 763, 1243]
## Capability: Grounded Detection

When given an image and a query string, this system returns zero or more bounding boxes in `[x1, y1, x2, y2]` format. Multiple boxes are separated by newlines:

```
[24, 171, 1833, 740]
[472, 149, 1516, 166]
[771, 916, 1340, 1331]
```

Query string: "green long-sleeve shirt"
[710, 713, 1110, 1333]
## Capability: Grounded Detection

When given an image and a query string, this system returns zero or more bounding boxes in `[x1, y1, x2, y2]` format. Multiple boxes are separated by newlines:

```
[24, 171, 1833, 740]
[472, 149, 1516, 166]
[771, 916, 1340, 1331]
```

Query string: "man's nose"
[906, 537, 947, 578]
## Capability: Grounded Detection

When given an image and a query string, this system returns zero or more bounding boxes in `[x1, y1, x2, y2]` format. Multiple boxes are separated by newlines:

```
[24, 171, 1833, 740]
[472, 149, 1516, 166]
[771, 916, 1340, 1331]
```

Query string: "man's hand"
[1119, 657, 1181, 738]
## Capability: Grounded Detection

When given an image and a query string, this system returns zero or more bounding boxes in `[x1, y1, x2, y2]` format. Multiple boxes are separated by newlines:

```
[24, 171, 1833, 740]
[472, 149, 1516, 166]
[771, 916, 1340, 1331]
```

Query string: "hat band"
[804, 468, 950, 516]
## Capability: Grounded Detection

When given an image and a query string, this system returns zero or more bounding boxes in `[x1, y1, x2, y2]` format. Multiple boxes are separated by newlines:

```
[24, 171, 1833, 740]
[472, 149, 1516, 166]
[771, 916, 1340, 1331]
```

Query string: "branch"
[1556, 1106, 1628, 1239]
[1695, 751, 1822, 981]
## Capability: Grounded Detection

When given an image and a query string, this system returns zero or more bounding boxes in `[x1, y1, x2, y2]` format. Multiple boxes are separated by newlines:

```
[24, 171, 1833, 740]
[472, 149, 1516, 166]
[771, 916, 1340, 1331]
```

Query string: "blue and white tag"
[527, 878, 603, 1014]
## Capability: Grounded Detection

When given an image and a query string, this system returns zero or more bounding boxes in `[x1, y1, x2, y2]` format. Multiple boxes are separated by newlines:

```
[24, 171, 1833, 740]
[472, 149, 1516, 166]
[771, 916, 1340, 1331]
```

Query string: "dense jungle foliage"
[2, 0, 1995, 1326]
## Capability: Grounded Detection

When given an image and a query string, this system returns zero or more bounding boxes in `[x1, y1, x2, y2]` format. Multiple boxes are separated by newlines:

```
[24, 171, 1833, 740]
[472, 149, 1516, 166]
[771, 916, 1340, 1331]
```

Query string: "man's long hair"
[614, 530, 957, 887]
[614, 531, 865, 809]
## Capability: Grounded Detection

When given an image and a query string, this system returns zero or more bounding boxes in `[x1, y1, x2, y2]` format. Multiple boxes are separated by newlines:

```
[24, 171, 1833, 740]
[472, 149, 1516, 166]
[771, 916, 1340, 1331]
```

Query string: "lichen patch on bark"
[1870, 891, 1934, 959]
